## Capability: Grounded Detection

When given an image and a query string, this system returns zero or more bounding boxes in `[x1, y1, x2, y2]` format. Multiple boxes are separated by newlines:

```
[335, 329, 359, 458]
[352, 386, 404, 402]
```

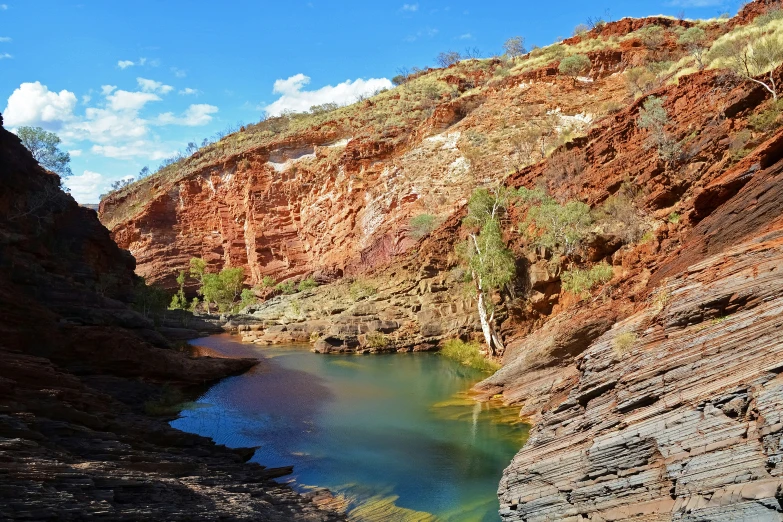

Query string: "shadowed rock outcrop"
[0, 120, 342, 520]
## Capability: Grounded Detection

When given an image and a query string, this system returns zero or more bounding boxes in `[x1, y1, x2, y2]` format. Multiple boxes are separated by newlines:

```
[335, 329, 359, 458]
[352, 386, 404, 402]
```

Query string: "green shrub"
[440, 339, 501, 373]
[636, 25, 666, 51]
[132, 278, 169, 320]
[638, 96, 682, 163]
[523, 198, 593, 255]
[410, 213, 439, 239]
[275, 280, 297, 295]
[612, 332, 637, 356]
[749, 99, 783, 131]
[349, 279, 377, 301]
[240, 288, 256, 308]
[668, 212, 681, 224]
[561, 263, 614, 298]
[288, 299, 302, 317]
[365, 331, 390, 349]
[558, 54, 592, 83]
[298, 276, 318, 292]
[260, 275, 276, 288]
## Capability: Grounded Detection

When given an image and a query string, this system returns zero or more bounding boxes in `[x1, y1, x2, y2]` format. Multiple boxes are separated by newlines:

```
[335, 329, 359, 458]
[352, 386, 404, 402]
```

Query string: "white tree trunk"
[477, 289, 496, 356]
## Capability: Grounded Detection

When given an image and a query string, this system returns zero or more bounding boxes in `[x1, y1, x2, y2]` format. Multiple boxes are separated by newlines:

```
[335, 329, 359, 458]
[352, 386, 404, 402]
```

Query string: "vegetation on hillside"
[16, 127, 72, 179]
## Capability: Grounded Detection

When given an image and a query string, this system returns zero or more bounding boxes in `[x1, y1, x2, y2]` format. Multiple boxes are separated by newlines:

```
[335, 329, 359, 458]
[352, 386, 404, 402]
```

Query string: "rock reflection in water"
[172, 334, 528, 521]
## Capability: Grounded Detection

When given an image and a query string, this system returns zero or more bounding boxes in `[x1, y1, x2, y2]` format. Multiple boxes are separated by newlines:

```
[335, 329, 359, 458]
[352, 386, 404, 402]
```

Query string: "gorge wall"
[0, 119, 342, 520]
[98, 1, 783, 519]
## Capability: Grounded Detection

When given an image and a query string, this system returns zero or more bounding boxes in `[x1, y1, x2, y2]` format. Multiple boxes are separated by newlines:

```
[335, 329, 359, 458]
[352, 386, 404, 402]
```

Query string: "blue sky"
[1, 0, 744, 202]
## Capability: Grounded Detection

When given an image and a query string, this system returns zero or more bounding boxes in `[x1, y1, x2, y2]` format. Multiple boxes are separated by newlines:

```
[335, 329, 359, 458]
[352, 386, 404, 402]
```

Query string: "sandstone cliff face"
[99, 42, 641, 291]
[96, 2, 783, 519]
[0, 122, 341, 520]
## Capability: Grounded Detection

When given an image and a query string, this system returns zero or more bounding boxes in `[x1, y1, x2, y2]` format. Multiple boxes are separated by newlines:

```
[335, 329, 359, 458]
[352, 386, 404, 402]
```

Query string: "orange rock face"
[97, 3, 783, 518]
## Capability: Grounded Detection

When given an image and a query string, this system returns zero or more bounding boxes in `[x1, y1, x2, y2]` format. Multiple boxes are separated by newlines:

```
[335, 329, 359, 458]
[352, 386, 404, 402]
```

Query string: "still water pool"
[172, 335, 528, 521]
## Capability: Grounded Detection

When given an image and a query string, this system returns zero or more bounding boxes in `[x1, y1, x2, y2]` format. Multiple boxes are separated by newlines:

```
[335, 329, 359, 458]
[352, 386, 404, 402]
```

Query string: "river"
[172, 334, 528, 521]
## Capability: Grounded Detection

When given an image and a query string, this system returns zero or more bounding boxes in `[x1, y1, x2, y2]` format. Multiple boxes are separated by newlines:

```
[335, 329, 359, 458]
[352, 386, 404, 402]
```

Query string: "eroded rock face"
[0, 123, 342, 521]
[498, 236, 783, 521]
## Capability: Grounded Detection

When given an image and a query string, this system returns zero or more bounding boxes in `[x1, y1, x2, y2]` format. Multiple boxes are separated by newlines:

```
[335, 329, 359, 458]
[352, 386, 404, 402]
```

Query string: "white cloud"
[178, 87, 200, 96]
[171, 67, 186, 78]
[0, 5, 7, 10]
[106, 90, 161, 111]
[0, 36, 10, 42]
[3, 82, 77, 129]
[402, 3, 418, 11]
[68, 107, 147, 144]
[117, 60, 135, 69]
[63, 170, 107, 203]
[155, 103, 218, 126]
[0, 52, 12, 59]
[137, 77, 173, 94]
[264, 74, 393, 116]
[459, 33, 473, 39]
[4, 79, 217, 200]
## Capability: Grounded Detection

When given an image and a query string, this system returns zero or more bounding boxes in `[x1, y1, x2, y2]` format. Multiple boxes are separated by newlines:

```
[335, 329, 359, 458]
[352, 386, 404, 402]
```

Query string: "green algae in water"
[172, 335, 529, 521]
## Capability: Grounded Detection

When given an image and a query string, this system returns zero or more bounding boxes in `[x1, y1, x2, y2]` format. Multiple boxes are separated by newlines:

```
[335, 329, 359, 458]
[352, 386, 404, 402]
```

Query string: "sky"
[0, 0, 747, 203]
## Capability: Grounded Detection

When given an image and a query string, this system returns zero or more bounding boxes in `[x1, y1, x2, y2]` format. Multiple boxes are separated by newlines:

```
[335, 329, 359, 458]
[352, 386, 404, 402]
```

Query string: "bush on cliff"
[561, 263, 614, 299]
[410, 213, 439, 239]
[558, 54, 592, 84]
[521, 194, 593, 256]
[349, 279, 377, 301]
[459, 187, 518, 356]
[298, 277, 318, 292]
[132, 278, 169, 321]
[440, 339, 501, 373]
[275, 280, 297, 295]
[637, 96, 682, 164]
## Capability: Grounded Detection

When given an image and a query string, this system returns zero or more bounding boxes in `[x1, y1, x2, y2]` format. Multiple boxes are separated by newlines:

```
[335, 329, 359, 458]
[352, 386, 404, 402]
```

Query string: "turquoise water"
[172, 334, 528, 521]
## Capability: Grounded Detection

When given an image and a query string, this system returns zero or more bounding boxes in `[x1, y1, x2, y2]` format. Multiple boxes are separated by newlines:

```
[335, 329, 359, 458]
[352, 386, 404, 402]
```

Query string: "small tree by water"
[458, 187, 517, 356]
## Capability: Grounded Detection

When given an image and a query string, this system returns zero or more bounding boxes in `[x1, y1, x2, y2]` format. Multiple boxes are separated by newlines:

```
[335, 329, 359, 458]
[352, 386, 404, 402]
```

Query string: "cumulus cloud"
[5, 79, 217, 202]
[117, 57, 148, 69]
[106, 90, 161, 111]
[155, 104, 218, 126]
[0, 36, 11, 42]
[0, 52, 12, 59]
[401, 3, 418, 11]
[171, 67, 186, 78]
[137, 77, 173, 94]
[264, 74, 393, 116]
[3, 82, 77, 129]
[178, 87, 200, 96]
[0, 4, 7, 10]
[63, 170, 107, 203]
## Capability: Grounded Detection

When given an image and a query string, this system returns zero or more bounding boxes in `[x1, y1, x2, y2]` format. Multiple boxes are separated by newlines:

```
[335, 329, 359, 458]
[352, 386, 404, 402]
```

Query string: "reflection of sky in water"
[172, 335, 528, 521]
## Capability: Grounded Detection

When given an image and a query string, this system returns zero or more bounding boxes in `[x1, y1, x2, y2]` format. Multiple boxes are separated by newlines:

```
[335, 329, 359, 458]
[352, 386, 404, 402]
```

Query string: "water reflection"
[172, 334, 528, 521]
